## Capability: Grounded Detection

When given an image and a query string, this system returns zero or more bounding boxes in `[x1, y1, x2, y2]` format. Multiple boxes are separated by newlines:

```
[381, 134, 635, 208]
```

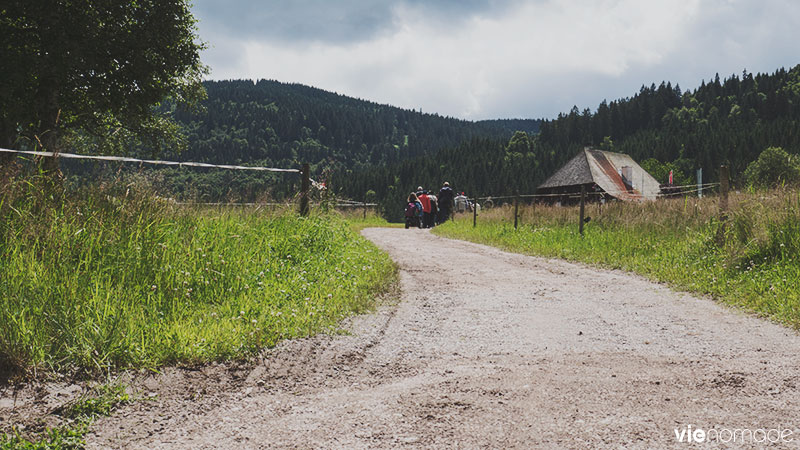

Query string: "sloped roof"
[538, 148, 660, 201]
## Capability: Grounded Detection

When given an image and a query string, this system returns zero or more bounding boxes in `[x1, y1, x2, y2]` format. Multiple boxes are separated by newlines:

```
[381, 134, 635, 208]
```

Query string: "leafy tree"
[598, 136, 615, 151]
[0, 0, 207, 170]
[506, 131, 532, 153]
[744, 146, 800, 188]
[639, 157, 692, 186]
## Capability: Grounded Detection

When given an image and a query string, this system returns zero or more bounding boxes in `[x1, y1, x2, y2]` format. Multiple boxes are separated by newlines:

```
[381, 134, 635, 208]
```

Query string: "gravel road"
[86, 227, 800, 448]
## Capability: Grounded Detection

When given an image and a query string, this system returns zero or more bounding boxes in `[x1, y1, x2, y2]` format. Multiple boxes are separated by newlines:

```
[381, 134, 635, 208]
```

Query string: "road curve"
[88, 228, 800, 448]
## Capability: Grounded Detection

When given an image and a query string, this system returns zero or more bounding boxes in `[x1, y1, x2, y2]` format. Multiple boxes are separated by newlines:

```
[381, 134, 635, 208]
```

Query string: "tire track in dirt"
[85, 228, 800, 448]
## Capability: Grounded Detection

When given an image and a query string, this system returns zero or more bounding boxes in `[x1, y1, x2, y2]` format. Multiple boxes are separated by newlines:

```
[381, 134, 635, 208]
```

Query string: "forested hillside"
[169, 80, 538, 172]
[338, 65, 800, 220]
[112, 79, 535, 201]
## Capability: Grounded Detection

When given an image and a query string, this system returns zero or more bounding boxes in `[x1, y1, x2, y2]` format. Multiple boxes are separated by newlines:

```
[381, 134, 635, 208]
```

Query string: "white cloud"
[197, 0, 800, 119]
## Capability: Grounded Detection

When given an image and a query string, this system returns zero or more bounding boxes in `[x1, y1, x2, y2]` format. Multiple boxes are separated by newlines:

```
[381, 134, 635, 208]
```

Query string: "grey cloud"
[193, 0, 519, 45]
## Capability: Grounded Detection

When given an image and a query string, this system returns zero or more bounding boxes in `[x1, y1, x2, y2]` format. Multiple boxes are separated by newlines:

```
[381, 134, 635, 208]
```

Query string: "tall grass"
[435, 189, 800, 328]
[0, 177, 396, 376]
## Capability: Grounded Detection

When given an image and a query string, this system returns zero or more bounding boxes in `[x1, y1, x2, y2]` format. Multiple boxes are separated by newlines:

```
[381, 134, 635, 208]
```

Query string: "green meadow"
[0, 177, 396, 376]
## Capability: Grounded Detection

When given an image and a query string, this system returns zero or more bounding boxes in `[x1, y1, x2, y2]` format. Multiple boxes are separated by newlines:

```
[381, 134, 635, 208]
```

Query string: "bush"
[744, 146, 800, 188]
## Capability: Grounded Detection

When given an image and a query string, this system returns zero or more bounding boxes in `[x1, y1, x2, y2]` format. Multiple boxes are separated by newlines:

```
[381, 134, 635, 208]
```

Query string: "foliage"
[433, 189, 800, 328]
[639, 157, 693, 186]
[743, 146, 800, 188]
[0, 176, 396, 375]
[0, 0, 206, 156]
[1, 425, 86, 450]
[59, 383, 130, 421]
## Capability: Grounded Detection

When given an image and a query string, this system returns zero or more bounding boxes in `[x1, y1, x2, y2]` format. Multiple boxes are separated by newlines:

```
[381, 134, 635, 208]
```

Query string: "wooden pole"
[514, 193, 519, 230]
[473, 197, 478, 228]
[363, 192, 367, 219]
[579, 185, 586, 236]
[715, 165, 730, 246]
[719, 165, 730, 217]
[299, 163, 310, 216]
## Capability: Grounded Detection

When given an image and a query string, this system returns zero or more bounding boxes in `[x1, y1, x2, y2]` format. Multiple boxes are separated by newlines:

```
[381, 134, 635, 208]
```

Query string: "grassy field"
[0, 177, 396, 376]
[434, 189, 800, 328]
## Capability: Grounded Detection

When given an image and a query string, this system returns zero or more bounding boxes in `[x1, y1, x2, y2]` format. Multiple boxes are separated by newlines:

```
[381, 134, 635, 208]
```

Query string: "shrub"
[744, 146, 800, 188]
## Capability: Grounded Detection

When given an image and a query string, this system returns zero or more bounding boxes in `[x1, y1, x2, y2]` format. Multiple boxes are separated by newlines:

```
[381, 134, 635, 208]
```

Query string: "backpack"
[404, 202, 417, 218]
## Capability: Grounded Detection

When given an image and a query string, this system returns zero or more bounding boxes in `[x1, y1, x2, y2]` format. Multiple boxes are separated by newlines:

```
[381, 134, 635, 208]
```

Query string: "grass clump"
[1, 425, 86, 450]
[1, 382, 130, 450]
[434, 189, 800, 328]
[0, 176, 396, 375]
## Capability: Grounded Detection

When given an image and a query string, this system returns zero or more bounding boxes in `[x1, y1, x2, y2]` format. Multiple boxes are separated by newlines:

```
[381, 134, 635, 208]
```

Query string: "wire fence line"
[2, 146, 723, 215]
[174, 201, 378, 208]
[0, 148, 301, 173]
[473, 182, 721, 203]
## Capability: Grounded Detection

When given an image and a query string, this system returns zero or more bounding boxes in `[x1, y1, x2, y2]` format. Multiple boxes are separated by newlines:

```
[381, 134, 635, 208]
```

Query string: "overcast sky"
[192, 0, 800, 120]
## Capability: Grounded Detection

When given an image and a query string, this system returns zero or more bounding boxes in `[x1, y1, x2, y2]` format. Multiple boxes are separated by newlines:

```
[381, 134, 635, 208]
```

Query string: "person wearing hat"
[437, 182, 454, 223]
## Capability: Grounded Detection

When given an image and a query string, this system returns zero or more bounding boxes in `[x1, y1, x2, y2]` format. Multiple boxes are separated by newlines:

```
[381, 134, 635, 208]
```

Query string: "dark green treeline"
[337, 65, 800, 221]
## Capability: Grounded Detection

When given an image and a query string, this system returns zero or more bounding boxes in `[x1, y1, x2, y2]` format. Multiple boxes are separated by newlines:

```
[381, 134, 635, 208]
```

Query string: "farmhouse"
[537, 147, 660, 202]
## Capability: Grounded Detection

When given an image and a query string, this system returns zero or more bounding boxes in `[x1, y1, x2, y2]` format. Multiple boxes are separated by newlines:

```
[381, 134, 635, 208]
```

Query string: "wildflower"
[151, 285, 157, 291]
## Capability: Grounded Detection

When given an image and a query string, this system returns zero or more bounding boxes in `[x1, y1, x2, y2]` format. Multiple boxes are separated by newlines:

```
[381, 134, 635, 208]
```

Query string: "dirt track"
[83, 227, 800, 448]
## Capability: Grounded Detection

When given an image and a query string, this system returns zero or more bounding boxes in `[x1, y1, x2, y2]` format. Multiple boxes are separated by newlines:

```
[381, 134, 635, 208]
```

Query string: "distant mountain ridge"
[169, 79, 542, 173]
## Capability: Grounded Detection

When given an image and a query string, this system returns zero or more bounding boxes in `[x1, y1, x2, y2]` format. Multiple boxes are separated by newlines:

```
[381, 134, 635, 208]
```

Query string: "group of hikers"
[405, 182, 475, 229]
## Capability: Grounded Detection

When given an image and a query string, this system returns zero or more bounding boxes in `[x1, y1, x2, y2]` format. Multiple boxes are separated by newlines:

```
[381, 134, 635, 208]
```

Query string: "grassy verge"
[0, 177, 396, 376]
[336, 210, 403, 232]
[434, 189, 800, 328]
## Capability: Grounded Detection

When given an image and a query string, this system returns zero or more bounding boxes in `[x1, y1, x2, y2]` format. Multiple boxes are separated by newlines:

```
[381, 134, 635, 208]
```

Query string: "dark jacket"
[438, 186, 454, 208]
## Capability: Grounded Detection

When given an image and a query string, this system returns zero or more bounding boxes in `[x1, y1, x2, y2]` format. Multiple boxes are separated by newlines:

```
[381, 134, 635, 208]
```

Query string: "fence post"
[299, 163, 310, 216]
[514, 193, 519, 230]
[719, 165, 729, 216]
[579, 185, 586, 236]
[473, 197, 478, 228]
[363, 192, 367, 219]
[716, 165, 730, 246]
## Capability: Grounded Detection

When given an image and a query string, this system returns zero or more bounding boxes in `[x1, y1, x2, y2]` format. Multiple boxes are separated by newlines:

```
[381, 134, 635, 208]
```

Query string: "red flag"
[668, 170, 674, 185]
